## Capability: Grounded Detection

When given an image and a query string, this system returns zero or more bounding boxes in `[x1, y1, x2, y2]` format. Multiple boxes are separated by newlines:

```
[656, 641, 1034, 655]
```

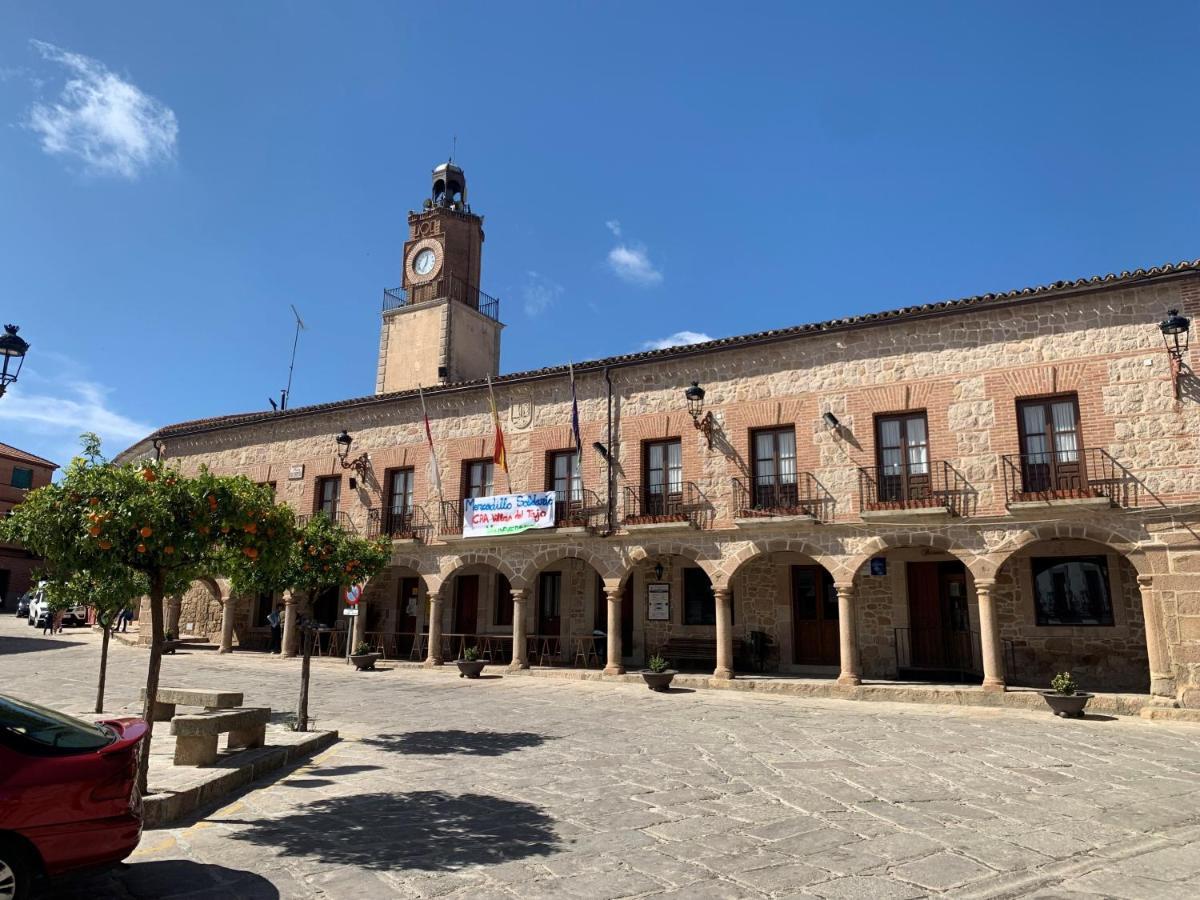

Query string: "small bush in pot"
[350, 640, 381, 671]
[642, 653, 676, 692]
[1042, 671, 1093, 718]
[456, 645, 486, 679]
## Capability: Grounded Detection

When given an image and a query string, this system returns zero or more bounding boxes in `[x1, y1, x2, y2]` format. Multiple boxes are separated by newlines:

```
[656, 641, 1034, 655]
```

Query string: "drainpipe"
[604, 366, 615, 536]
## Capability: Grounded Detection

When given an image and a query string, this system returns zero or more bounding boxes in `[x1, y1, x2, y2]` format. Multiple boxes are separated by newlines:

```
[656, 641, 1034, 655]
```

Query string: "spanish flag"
[487, 375, 508, 475]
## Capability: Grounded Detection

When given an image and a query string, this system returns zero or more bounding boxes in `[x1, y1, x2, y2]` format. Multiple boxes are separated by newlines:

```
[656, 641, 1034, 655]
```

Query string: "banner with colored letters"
[463, 491, 556, 537]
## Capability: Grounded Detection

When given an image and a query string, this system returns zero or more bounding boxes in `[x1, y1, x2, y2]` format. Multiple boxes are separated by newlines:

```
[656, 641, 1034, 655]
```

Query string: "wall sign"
[463, 491, 556, 537]
[647, 582, 670, 621]
[288, 464, 304, 481]
[870, 557, 887, 577]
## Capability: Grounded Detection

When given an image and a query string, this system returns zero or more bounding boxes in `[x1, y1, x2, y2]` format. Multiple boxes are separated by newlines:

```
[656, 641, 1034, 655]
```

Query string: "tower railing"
[382, 272, 500, 323]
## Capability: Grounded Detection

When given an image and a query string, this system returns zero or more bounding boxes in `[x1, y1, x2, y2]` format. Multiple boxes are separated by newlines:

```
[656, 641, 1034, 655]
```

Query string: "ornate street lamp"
[684, 381, 715, 449]
[334, 429, 371, 483]
[0, 324, 29, 399]
[1159, 309, 1191, 399]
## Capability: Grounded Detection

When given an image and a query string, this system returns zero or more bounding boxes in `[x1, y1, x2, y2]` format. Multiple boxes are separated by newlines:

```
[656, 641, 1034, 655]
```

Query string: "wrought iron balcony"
[366, 505, 431, 542]
[732, 473, 832, 522]
[552, 488, 605, 530]
[622, 483, 705, 528]
[1001, 448, 1133, 507]
[382, 272, 500, 323]
[858, 460, 972, 516]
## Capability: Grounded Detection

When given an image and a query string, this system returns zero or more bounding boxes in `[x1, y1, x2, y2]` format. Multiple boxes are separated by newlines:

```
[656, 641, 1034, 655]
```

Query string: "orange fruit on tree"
[140, 526, 153, 538]
[136, 544, 147, 554]
[141, 468, 156, 482]
[164, 545, 175, 555]
[243, 546, 259, 559]
[244, 522, 257, 534]
[98, 540, 112, 550]
[88, 525, 101, 536]
[88, 497, 99, 506]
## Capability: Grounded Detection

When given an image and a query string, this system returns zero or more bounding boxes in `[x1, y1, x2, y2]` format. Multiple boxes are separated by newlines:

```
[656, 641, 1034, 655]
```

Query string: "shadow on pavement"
[0, 635, 89, 654]
[221, 790, 559, 871]
[41, 860, 279, 899]
[362, 729, 548, 756]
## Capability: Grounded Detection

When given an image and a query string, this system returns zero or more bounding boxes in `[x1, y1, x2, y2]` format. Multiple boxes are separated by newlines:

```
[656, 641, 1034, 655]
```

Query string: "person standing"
[267, 605, 283, 654]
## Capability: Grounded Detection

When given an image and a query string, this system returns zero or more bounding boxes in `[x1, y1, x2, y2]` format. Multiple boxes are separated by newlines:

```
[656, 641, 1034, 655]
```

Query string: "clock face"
[413, 248, 437, 276]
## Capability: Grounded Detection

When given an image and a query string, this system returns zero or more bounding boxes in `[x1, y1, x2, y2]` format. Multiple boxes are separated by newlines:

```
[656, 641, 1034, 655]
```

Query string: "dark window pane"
[495, 574, 513, 626]
[0, 695, 113, 753]
[683, 567, 715, 626]
[10, 467, 33, 489]
[1031, 555, 1113, 626]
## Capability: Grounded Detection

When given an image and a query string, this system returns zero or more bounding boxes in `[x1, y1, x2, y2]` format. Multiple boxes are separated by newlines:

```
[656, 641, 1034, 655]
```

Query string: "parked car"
[13, 593, 32, 620]
[27, 593, 87, 629]
[0, 693, 146, 898]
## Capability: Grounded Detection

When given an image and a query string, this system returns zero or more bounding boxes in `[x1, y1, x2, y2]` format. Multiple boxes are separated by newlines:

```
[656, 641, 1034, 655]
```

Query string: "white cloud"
[604, 219, 663, 286]
[26, 39, 177, 179]
[521, 271, 564, 317]
[641, 331, 714, 351]
[0, 356, 155, 468]
[605, 220, 622, 238]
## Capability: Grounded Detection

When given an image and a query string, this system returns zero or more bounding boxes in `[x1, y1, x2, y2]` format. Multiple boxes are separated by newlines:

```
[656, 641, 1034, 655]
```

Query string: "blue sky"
[1, 2, 1198, 470]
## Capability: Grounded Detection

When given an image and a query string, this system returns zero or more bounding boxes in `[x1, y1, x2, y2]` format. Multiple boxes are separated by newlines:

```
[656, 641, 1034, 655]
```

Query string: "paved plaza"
[2, 615, 1199, 899]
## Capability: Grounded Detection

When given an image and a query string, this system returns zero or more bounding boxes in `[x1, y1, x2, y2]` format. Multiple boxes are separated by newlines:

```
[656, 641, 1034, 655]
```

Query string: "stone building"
[0, 442, 57, 607]
[120, 162, 1200, 710]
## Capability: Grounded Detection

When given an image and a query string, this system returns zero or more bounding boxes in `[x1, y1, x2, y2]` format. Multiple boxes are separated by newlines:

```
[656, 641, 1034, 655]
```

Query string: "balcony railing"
[1000, 447, 1133, 507]
[858, 460, 972, 516]
[296, 511, 356, 531]
[552, 488, 605, 530]
[732, 472, 832, 522]
[622, 482, 706, 528]
[383, 272, 500, 323]
[367, 505, 431, 542]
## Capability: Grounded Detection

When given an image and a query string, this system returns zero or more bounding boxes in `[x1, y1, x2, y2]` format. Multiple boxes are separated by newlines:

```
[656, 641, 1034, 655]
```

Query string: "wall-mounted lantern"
[335, 429, 371, 482]
[0, 324, 29, 399]
[653, 561, 665, 581]
[1160, 308, 1191, 399]
[684, 381, 716, 449]
[822, 411, 841, 430]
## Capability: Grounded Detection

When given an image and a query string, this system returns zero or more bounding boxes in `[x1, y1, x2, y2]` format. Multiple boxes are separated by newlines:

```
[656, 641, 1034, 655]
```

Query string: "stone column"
[352, 598, 367, 648]
[713, 587, 734, 680]
[218, 595, 236, 654]
[835, 583, 861, 686]
[282, 591, 299, 658]
[424, 591, 444, 666]
[975, 579, 1005, 692]
[166, 595, 182, 636]
[604, 588, 624, 675]
[509, 588, 530, 671]
[1137, 575, 1177, 702]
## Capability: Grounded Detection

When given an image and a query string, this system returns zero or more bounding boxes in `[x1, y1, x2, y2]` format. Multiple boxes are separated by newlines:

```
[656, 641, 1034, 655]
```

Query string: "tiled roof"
[0, 442, 58, 470]
[139, 257, 1200, 444]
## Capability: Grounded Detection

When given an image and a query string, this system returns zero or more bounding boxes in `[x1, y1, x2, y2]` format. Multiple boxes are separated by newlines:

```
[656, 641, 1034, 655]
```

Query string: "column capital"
[834, 582, 855, 598]
[509, 587, 528, 601]
[713, 586, 731, 602]
[1137, 573, 1154, 588]
[605, 588, 622, 603]
[974, 579, 997, 595]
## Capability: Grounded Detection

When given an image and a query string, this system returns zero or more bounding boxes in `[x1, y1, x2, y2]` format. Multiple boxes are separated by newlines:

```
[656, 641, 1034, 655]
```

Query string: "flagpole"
[419, 385, 447, 529]
[488, 374, 513, 494]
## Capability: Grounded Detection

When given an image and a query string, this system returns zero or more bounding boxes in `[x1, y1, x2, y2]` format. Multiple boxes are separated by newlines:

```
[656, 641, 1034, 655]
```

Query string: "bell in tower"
[376, 161, 502, 395]
[430, 162, 468, 211]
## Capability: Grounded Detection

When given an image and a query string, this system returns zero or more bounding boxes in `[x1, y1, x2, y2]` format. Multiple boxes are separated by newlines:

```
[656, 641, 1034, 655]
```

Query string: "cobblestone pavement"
[2, 615, 1200, 899]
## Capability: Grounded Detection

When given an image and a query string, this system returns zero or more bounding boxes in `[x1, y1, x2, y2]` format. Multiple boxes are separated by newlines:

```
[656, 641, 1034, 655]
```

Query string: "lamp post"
[684, 381, 716, 449]
[0, 324, 29, 399]
[1159, 309, 1191, 399]
[334, 429, 371, 483]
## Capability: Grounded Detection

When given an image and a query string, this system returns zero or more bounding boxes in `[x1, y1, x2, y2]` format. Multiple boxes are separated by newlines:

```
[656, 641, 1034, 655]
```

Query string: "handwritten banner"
[463, 491, 556, 537]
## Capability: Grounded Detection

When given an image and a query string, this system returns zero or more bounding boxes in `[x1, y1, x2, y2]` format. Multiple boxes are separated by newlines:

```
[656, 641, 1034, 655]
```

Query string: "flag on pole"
[487, 375, 508, 475]
[569, 363, 583, 456]
[418, 385, 444, 507]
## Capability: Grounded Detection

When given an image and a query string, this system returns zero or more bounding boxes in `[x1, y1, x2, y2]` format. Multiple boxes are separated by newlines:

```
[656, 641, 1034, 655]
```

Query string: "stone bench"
[140, 687, 244, 722]
[170, 707, 271, 766]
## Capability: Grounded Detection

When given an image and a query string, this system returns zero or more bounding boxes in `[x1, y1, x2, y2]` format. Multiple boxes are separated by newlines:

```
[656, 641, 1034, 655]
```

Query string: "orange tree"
[1, 434, 295, 792]
[42, 566, 147, 714]
[234, 512, 390, 730]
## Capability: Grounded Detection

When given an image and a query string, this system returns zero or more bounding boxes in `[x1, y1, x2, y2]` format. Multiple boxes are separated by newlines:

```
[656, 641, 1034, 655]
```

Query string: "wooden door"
[875, 413, 930, 503]
[791, 566, 839, 665]
[906, 562, 945, 668]
[1017, 396, 1083, 495]
[454, 575, 479, 636]
[538, 571, 562, 637]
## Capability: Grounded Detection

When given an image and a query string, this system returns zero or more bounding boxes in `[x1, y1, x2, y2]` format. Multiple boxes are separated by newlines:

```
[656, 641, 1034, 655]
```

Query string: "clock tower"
[375, 161, 503, 394]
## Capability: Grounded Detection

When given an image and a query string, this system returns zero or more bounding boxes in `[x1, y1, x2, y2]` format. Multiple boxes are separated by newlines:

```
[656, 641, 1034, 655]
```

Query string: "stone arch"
[842, 532, 987, 583]
[616, 543, 720, 589]
[429, 551, 527, 596]
[715, 538, 840, 590]
[528, 545, 621, 582]
[983, 521, 1150, 580]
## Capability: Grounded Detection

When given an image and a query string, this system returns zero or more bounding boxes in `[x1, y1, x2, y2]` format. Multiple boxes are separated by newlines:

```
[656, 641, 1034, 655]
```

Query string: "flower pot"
[1042, 690, 1093, 718]
[641, 669, 676, 692]
[456, 659, 486, 679]
[351, 652, 381, 671]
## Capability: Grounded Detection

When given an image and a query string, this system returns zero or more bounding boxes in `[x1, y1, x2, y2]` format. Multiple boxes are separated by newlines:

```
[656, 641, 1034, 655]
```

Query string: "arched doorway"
[619, 553, 720, 671]
[360, 567, 428, 660]
[439, 563, 517, 664]
[992, 538, 1149, 693]
[529, 554, 609, 667]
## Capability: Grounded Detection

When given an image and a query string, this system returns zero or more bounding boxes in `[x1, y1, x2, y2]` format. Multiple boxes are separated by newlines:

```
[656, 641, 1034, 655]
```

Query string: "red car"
[0, 694, 146, 899]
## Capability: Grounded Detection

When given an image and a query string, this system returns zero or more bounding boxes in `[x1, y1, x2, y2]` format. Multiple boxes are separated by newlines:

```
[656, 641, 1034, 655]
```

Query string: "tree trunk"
[137, 574, 166, 796]
[297, 625, 312, 733]
[95, 614, 111, 714]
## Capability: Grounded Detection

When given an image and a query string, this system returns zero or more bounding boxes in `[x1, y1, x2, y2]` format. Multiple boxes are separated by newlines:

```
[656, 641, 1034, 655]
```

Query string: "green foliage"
[1050, 671, 1079, 695]
[463, 645, 481, 662]
[353, 641, 373, 656]
[647, 653, 670, 674]
[41, 567, 147, 626]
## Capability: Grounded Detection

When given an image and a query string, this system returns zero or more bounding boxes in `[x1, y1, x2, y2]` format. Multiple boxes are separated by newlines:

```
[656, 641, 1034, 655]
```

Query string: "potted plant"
[456, 645, 486, 679]
[641, 653, 676, 692]
[1042, 671, 1093, 718]
[163, 628, 178, 655]
[349, 640, 382, 671]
